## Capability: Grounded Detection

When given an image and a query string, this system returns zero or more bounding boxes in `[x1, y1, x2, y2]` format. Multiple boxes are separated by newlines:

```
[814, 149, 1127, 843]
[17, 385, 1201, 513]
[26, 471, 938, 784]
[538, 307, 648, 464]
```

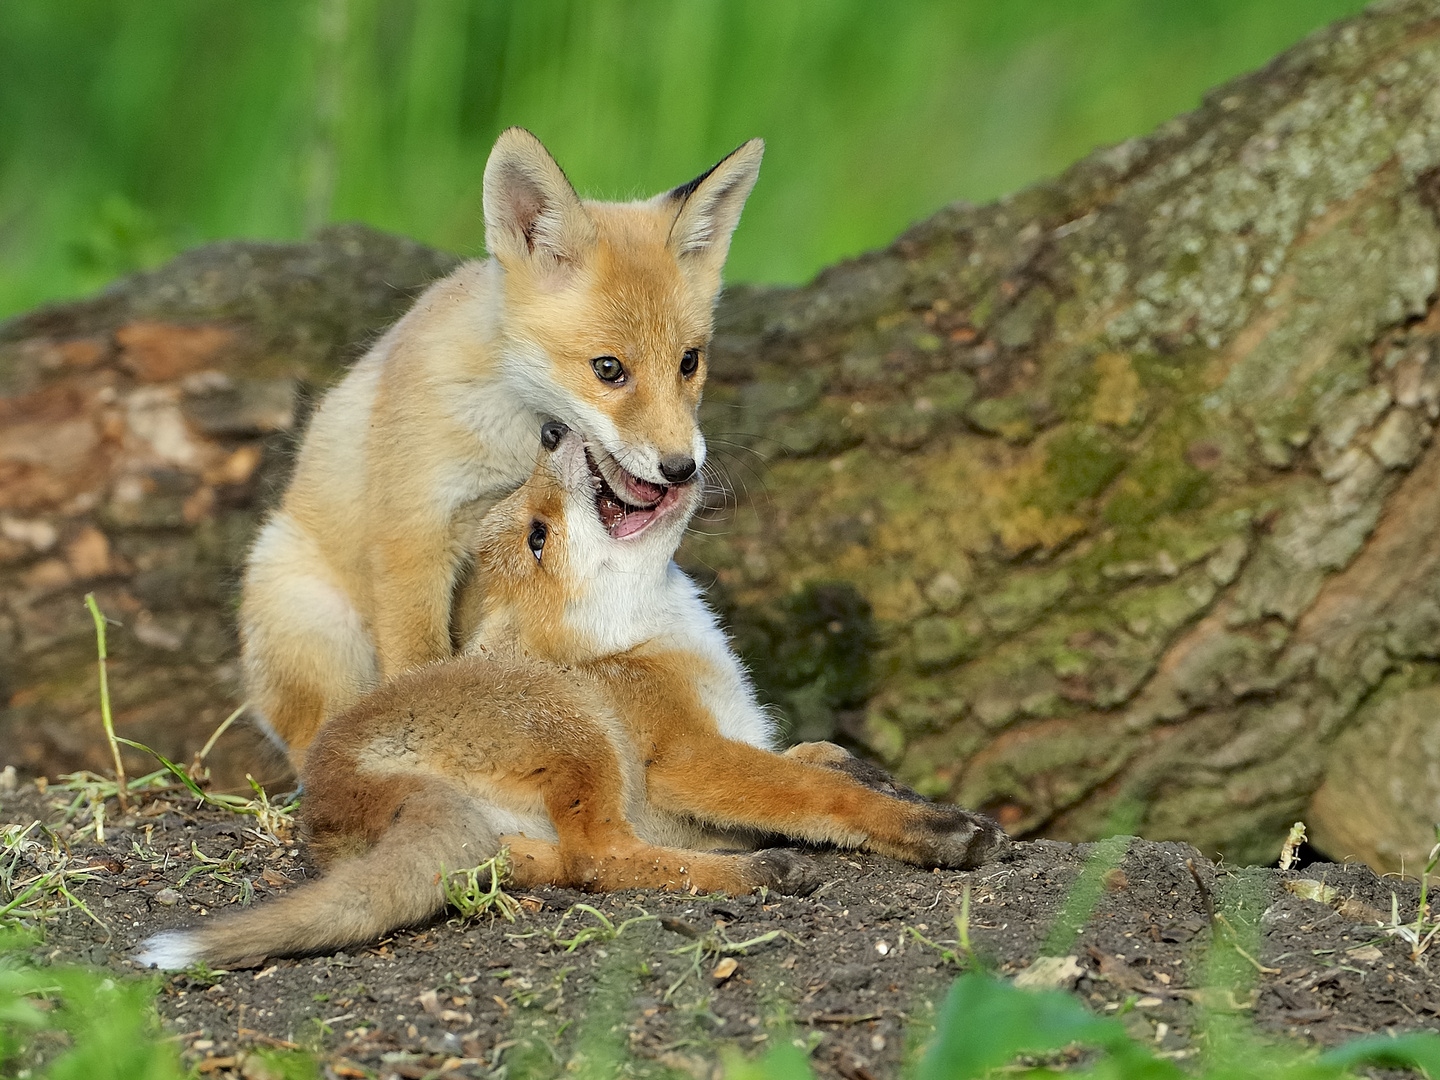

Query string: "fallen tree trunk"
[6, 0, 1440, 870]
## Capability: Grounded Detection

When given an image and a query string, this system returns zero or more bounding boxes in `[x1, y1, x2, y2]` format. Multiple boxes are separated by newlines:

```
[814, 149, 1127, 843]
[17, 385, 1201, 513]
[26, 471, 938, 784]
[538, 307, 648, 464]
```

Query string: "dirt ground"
[4, 781, 1439, 1080]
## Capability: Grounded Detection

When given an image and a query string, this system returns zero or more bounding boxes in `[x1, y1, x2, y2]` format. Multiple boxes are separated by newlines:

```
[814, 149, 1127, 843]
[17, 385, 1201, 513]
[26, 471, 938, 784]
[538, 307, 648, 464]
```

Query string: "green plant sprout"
[907, 884, 982, 971]
[0, 825, 105, 933]
[82, 593, 129, 812]
[62, 597, 294, 849]
[175, 842, 246, 888]
[510, 902, 655, 953]
[443, 852, 521, 924]
[665, 922, 797, 1002]
[1383, 824, 1440, 962]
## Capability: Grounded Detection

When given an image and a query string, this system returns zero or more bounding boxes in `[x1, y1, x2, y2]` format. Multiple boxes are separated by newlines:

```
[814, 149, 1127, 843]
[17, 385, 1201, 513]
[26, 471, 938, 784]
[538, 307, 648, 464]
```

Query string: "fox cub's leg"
[241, 513, 378, 769]
[499, 751, 816, 896]
[783, 742, 927, 803]
[647, 738, 1007, 870]
[370, 524, 465, 678]
[502, 833, 815, 896]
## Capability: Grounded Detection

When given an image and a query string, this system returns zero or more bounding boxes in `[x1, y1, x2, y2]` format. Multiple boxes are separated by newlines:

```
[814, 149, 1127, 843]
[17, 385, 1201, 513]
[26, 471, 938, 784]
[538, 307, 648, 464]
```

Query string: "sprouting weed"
[906, 884, 981, 971]
[71, 597, 291, 839]
[176, 843, 246, 888]
[0, 822, 106, 932]
[444, 851, 521, 923]
[509, 903, 655, 953]
[664, 923, 797, 1001]
[1382, 826, 1440, 963]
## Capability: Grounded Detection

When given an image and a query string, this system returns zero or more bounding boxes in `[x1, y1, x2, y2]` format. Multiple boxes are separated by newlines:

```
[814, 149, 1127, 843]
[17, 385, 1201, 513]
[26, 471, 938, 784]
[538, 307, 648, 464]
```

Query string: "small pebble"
[155, 888, 182, 906]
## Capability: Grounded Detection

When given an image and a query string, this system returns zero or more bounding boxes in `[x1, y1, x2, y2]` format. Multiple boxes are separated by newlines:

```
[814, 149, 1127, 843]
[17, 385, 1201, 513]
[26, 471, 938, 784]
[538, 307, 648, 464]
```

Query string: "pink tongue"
[620, 472, 666, 504]
[613, 507, 658, 539]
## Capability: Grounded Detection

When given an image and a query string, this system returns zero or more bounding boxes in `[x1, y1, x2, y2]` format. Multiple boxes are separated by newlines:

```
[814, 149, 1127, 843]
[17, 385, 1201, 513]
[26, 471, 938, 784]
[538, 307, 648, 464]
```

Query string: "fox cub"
[242, 127, 764, 768]
[136, 424, 1006, 968]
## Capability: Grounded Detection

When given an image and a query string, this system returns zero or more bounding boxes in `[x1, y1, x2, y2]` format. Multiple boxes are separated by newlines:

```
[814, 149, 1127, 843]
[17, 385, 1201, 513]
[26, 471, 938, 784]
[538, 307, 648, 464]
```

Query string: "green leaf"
[917, 973, 1180, 1080]
[1320, 1031, 1440, 1075]
[724, 1041, 816, 1080]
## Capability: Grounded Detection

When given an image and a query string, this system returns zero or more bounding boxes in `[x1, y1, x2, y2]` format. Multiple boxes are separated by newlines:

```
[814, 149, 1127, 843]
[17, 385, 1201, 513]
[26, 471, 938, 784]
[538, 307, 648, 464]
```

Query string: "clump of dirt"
[3, 782, 1438, 1079]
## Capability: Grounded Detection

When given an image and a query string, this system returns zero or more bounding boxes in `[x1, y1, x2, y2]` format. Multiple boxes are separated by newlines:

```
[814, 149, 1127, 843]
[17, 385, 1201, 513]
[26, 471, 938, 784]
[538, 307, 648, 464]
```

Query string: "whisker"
[704, 449, 771, 493]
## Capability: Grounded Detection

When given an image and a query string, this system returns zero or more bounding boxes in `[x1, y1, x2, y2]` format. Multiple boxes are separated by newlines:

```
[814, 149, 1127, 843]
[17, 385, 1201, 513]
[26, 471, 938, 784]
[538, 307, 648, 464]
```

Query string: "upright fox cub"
[136, 425, 1006, 968]
[243, 128, 763, 767]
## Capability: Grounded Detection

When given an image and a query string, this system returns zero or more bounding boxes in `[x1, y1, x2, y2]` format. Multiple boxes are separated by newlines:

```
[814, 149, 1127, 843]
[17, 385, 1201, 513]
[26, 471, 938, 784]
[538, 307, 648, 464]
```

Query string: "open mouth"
[585, 450, 684, 539]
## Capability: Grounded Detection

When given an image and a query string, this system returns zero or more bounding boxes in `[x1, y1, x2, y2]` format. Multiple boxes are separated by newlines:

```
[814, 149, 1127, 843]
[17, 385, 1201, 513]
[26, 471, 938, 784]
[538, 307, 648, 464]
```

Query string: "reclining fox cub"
[136, 426, 1007, 968]
[243, 126, 764, 769]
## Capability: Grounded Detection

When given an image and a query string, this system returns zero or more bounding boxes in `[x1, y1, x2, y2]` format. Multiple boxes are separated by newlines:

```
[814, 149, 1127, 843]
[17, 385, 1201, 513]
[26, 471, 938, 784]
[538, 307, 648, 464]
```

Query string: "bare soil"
[4, 783, 1438, 1079]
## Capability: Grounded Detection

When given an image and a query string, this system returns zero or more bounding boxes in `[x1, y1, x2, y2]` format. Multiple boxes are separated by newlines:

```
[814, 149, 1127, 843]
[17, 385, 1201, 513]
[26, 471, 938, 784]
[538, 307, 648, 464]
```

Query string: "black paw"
[916, 806, 1010, 869]
[747, 848, 822, 895]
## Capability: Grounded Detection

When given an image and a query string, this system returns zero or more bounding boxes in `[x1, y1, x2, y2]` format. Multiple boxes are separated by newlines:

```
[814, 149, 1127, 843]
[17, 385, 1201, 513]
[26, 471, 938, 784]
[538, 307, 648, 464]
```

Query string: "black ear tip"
[540, 420, 570, 451]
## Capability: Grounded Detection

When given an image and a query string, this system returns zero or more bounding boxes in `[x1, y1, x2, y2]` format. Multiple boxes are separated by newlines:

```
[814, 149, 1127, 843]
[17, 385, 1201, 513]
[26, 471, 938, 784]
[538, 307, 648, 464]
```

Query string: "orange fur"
[240, 129, 764, 768]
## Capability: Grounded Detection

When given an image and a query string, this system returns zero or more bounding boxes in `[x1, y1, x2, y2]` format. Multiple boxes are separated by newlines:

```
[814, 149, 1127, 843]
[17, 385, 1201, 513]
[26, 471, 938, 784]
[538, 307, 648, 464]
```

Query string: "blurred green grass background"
[0, 0, 1369, 319]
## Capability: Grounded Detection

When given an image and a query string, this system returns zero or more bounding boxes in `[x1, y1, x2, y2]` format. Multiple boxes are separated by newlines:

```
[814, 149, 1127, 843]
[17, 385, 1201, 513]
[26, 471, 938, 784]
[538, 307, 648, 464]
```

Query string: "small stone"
[1345, 945, 1383, 964]
[1136, 996, 1164, 1008]
[155, 888, 182, 906]
[711, 957, 739, 981]
[1013, 955, 1084, 990]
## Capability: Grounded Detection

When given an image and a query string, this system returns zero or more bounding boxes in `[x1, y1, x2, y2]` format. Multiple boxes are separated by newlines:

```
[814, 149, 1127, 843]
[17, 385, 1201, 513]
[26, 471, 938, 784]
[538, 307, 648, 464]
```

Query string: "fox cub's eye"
[680, 348, 700, 378]
[591, 356, 625, 384]
[527, 521, 547, 562]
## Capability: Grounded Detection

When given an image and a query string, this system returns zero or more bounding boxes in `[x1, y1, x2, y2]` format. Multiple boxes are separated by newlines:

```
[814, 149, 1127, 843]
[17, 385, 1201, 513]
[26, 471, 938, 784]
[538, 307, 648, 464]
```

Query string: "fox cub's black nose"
[540, 421, 569, 451]
[659, 455, 697, 484]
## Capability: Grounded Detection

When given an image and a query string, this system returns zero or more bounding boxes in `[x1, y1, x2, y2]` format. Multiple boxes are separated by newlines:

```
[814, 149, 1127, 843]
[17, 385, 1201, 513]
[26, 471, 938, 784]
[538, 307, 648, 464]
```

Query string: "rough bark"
[7, 0, 1440, 869]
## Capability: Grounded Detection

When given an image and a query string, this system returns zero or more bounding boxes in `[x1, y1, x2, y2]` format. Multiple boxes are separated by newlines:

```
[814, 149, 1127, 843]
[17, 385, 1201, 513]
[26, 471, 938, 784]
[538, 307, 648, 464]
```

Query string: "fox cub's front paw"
[913, 805, 1009, 869]
[783, 741, 1008, 870]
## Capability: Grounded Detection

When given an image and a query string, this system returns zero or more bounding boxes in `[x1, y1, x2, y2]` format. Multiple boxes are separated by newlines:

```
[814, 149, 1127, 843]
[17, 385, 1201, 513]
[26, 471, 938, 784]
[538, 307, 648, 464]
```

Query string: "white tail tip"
[133, 930, 203, 970]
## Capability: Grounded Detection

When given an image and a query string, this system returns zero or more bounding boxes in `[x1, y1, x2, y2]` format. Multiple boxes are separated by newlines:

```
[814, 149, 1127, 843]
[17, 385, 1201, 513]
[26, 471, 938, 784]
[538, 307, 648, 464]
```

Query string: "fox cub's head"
[466, 421, 700, 664]
[482, 127, 762, 541]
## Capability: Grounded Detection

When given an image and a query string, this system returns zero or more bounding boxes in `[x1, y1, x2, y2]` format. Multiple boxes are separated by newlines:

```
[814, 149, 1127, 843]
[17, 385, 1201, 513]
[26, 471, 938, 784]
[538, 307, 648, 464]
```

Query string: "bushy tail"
[134, 788, 500, 969]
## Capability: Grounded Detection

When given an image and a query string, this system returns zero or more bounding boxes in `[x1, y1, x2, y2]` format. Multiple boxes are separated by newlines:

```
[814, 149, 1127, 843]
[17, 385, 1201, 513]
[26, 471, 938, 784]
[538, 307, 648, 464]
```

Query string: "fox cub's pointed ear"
[663, 139, 764, 278]
[484, 128, 597, 274]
